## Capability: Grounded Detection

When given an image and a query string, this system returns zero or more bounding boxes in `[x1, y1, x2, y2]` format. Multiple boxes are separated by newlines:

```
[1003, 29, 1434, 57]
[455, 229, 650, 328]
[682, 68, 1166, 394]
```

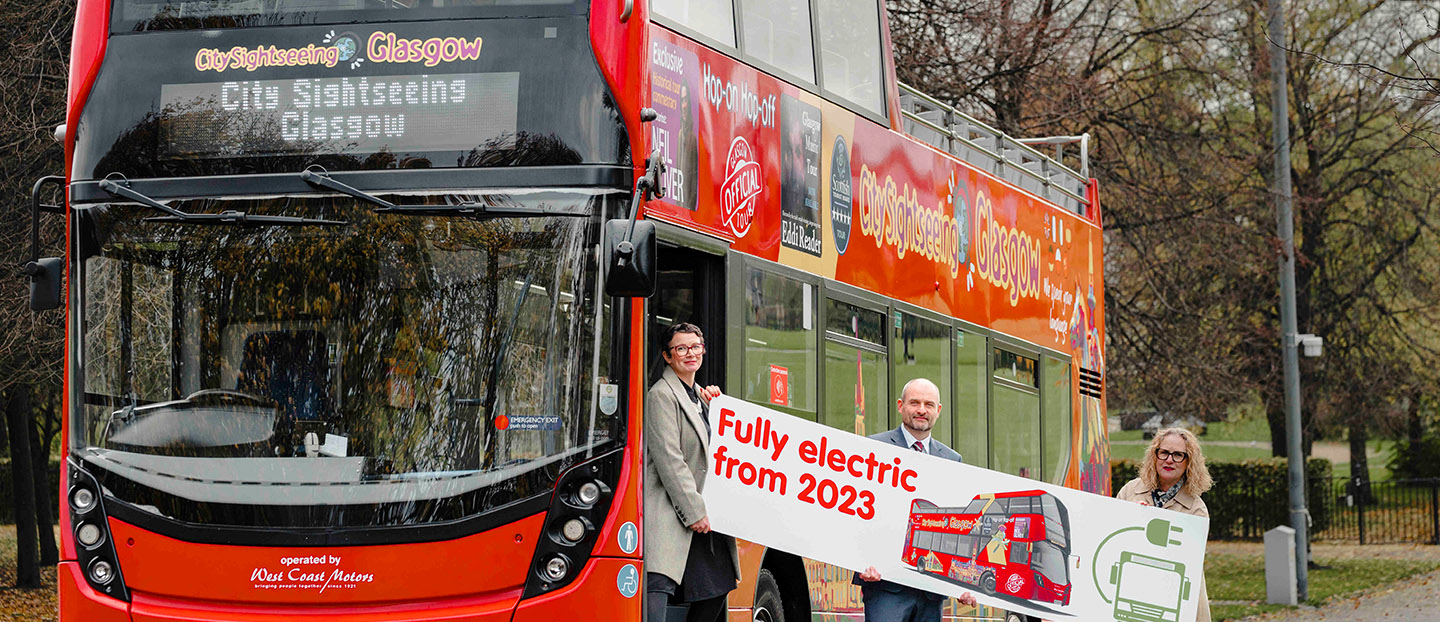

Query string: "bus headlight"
[77, 523, 105, 548]
[542, 555, 570, 582]
[577, 481, 602, 506]
[561, 518, 587, 543]
[89, 559, 116, 584]
[71, 487, 97, 512]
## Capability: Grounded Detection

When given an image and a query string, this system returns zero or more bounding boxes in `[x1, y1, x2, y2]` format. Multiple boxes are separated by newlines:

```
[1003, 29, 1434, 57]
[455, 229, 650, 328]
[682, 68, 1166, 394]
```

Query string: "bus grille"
[1079, 367, 1103, 398]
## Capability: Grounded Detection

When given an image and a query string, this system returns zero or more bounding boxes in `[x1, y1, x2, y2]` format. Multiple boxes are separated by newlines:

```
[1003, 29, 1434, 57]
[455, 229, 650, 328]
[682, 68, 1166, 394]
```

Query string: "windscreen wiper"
[99, 178, 347, 226]
[300, 169, 584, 217]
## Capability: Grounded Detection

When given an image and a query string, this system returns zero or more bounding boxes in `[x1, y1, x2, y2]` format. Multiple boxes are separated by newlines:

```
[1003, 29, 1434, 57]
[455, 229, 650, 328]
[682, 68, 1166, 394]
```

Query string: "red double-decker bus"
[35, 0, 1107, 620]
[901, 492, 1072, 607]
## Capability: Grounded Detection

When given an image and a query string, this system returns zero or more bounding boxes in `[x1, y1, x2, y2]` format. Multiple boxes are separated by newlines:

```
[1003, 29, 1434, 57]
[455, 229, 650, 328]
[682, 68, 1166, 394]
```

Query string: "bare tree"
[1, 0, 73, 583]
[888, 0, 1440, 468]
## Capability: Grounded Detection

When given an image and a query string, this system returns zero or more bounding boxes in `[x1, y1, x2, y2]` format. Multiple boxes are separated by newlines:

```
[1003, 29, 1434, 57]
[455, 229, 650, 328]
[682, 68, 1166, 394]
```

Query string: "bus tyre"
[980, 572, 997, 595]
[1004, 612, 1029, 622]
[753, 569, 785, 622]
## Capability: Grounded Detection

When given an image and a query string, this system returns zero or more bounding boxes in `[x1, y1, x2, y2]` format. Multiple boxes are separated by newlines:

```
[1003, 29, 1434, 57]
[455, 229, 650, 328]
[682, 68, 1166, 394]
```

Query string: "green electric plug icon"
[1146, 518, 1184, 547]
[1092, 518, 1195, 622]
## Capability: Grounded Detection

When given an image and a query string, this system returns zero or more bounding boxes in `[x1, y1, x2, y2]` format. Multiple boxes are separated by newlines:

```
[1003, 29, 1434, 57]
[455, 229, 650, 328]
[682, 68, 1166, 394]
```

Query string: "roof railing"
[897, 82, 1092, 215]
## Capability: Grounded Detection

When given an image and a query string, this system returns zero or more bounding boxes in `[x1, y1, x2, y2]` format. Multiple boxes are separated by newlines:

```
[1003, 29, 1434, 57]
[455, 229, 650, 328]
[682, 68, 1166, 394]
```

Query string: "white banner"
[703, 396, 1209, 622]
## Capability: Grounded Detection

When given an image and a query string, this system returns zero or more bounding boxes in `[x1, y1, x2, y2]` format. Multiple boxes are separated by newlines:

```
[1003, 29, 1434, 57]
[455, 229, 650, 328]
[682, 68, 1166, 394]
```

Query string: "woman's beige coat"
[1117, 477, 1212, 622]
[643, 367, 741, 584]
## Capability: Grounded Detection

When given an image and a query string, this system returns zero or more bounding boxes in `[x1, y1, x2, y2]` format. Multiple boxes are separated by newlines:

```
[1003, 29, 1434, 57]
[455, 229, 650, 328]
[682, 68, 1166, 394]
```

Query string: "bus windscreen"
[1116, 562, 1182, 607]
[76, 190, 625, 528]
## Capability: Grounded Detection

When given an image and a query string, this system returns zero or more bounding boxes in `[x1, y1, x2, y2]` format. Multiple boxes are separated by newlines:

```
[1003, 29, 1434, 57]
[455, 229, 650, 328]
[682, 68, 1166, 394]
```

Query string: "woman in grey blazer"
[645, 323, 740, 622]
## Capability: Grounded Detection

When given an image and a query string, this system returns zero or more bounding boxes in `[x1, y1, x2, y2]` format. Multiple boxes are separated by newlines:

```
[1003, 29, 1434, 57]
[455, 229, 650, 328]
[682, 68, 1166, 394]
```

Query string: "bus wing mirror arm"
[605, 108, 662, 298]
[24, 176, 65, 311]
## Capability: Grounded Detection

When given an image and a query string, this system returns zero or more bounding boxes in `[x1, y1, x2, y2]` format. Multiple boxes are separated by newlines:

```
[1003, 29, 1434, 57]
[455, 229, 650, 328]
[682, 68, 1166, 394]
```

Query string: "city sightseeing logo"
[720, 136, 762, 238]
[195, 30, 484, 73]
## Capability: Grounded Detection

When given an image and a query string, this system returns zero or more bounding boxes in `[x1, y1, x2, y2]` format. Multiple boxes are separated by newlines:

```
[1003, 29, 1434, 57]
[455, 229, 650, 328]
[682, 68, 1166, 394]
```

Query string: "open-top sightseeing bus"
[33, 0, 1108, 620]
[902, 492, 1073, 607]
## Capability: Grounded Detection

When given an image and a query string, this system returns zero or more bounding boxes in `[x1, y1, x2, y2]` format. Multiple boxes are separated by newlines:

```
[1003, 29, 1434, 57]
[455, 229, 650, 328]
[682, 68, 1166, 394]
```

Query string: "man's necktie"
[912, 441, 924, 452]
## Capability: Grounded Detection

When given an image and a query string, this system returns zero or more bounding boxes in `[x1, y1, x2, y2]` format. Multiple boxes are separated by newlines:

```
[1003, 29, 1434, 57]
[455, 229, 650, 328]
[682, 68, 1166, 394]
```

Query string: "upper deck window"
[115, 0, 578, 31]
[815, 0, 883, 115]
[651, 0, 737, 46]
[738, 0, 815, 82]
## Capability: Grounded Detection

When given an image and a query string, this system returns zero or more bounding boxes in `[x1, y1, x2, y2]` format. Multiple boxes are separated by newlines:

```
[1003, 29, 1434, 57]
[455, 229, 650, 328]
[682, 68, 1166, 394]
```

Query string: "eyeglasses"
[1156, 449, 1189, 463]
[668, 343, 705, 356]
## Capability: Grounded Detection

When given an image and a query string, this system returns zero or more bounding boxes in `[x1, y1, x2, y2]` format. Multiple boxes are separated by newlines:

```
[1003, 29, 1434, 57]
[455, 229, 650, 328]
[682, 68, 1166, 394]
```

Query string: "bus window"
[1009, 542, 1031, 566]
[744, 267, 816, 414]
[1033, 541, 1069, 585]
[1009, 496, 1032, 514]
[1043, 355, 1073, 484]
[824, 344, 885, 434]
[85, 257, 177, 404]
[984, 498, 1006, 515]
[962, 498, 986, 515]
[116, 0, 576, 30]
[940, 532, 959, 555]
[993, 348, 1041, 478]
[652, 0, 737, 46]
[825, 298, 885, 343]
[1043, 496, 1069, 549]
[814, 0, 883, 115]
[893, 312, 950, 450]
[739, 0, 815, 82]
[953, 328, 987, 467]
[962, 534, 980, 558]
[915, 530, 934, 550]
[994, 348, 1039, 387]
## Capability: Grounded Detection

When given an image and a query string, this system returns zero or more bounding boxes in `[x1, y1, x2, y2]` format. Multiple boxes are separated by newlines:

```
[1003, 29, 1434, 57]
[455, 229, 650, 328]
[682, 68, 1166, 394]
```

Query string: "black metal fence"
[1113, 460, 1440, 544]
[1310, 477, 1440, 544]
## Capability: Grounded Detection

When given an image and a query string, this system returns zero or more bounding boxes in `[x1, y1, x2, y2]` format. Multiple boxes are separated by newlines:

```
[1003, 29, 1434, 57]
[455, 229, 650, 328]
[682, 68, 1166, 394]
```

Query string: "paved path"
[1239, 567, 1440, 622]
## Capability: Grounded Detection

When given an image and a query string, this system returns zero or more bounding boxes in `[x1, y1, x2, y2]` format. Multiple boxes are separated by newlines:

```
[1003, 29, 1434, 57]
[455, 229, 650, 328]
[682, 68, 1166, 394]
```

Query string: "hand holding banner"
[702, 396, 1210, 622]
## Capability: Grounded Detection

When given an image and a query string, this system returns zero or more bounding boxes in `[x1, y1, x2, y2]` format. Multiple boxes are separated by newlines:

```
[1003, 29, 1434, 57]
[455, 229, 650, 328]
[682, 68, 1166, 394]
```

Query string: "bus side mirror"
[23, 257, 63, 311]
[604, 219, 656, 298]
[1182, 578, 1191, 600]
[26, 176, 66, 311]
[1108, 563, 1118, 585]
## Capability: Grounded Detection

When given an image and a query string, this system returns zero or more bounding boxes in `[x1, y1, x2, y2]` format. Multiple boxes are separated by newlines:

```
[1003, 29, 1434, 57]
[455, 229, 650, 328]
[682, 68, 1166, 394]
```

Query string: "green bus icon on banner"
[1108, 551, 1191, 622]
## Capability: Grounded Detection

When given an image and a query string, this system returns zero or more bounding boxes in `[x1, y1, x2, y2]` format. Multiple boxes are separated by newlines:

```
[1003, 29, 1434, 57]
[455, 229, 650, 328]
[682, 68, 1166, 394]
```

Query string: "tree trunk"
[29, 406, 58, 565]
[1407, 391, 1423, 449]
[1266, 391, 1289, 458]
[1348, 421, 1373, 505]
[6, 386, 41, 588]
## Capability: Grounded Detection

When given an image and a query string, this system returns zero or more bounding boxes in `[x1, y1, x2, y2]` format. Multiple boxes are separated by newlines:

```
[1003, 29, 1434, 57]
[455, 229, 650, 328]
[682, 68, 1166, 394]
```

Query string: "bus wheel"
[753, 569, 785, 622]
[1004, 612, 1029, 622]
[980, 572, 997, 595]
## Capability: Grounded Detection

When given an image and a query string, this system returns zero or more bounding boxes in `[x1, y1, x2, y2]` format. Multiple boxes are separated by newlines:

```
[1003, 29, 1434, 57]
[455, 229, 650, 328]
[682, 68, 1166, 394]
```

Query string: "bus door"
[648, 244, 727, 390]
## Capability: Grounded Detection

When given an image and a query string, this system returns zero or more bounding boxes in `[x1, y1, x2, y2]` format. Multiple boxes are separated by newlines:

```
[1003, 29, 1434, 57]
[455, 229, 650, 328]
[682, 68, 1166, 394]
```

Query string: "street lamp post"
[1267, 0, 1311, 601]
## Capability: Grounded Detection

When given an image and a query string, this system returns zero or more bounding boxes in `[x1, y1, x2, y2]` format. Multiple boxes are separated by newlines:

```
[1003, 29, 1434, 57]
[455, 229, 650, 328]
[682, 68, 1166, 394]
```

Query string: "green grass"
[1207, 550, 1440, 621]
[1331, 440, 1395, 480]
[1204, 415, 1274, 443]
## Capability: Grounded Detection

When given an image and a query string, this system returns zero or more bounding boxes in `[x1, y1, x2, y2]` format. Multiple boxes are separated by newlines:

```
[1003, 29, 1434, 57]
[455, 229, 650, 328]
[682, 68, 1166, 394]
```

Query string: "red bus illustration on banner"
[902, 491, 1073, 606]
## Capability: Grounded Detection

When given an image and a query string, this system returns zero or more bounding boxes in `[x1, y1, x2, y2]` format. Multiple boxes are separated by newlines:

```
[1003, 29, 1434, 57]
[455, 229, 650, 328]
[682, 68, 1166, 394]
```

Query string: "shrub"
[1111, 457, 1332, 540]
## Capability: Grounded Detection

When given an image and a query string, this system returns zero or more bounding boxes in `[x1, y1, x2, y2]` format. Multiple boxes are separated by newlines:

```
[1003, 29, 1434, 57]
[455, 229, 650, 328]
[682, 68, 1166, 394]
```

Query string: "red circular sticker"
[720, 136, 761, 238]
[1005, 572, 1026, 594]
[495, 415, 510, 430]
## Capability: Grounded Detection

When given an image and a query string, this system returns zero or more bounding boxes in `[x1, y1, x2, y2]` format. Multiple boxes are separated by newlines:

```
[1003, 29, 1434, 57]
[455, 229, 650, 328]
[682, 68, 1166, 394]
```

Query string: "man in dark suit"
[854, 378, 977, 621]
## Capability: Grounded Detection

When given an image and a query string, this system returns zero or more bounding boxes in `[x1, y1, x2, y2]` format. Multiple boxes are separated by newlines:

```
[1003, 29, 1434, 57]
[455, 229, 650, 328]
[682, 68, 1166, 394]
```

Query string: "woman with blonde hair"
[1117, 427, 1213, 622]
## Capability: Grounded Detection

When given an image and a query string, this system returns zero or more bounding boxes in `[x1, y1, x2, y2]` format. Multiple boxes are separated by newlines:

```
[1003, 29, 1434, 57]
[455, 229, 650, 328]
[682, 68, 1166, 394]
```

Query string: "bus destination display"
[158, 72, 519, 158]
